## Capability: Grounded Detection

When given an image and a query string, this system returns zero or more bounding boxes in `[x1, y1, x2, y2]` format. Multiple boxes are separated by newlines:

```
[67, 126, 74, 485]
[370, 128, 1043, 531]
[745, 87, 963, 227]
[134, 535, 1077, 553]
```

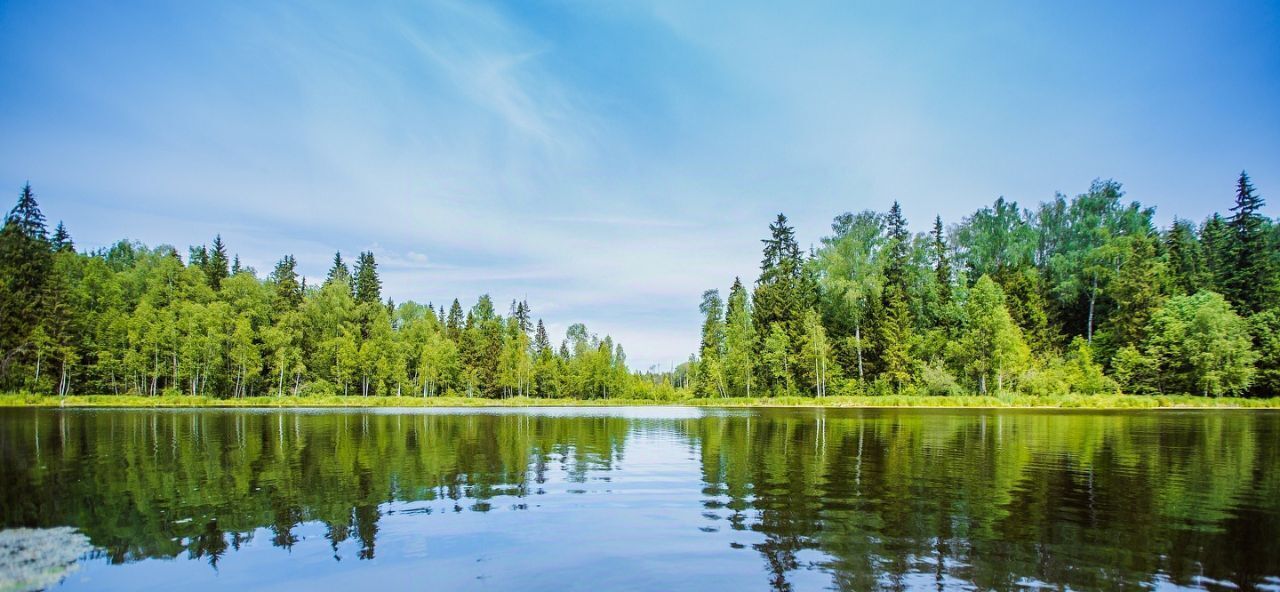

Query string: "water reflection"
[1, 408, 1277, 591]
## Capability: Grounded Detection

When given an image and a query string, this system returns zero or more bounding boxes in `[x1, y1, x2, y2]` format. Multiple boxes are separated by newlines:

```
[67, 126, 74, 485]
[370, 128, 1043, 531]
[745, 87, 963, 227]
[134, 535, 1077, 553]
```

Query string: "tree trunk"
[855, 324, 864, 383]
[1087, 274, 1098, 344]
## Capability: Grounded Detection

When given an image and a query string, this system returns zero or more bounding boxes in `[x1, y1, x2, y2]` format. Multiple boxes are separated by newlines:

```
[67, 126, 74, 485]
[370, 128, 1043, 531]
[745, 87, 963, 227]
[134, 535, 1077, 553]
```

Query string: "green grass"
[3, 392, 1279, 409]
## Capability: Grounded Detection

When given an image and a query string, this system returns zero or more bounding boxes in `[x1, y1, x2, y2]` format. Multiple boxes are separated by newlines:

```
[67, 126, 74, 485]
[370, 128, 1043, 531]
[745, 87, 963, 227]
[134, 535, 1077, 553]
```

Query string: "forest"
[0, 183, 648, 399]
[0, 173, 1276, 400]
[688, 172, 1278, 399]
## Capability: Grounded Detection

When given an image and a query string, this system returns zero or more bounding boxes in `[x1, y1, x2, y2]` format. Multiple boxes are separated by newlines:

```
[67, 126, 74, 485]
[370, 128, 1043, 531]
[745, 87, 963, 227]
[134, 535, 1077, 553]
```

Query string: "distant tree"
[270, 255, 303, 311]
[0, 183, 52, 382]
[1163, 218, 1209, 295]
[951, 275, 1030, 394]
[723, 278, 756, 397]
[876, 202, 915, 391]
[1248, 310, 1280, 396]
[1142, 291, 1256, 396]
[206, 235, 229, 290]
[696, 289, 726, 397]
[1224, 171, 1275, 312]
[353, 251, 381, 304]
[51, 221, 73, 253]
[326, 251, 351, 288]
[931, 215, 952, 306]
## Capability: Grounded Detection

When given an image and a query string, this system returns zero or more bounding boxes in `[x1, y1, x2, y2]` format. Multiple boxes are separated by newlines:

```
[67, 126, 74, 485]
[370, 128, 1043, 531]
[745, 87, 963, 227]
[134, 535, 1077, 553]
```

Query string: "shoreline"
[4, 393, 1279, 410]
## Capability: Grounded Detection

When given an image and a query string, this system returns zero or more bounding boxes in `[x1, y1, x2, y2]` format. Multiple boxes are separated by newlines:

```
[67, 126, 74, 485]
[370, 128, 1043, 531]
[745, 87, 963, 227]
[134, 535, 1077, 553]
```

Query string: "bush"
[920, 362, 964, 396]
[298, 379, 337, 398]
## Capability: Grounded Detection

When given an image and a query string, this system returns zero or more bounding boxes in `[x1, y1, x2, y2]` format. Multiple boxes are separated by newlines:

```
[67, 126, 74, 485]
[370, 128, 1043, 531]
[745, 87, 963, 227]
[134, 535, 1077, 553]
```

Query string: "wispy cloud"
[3, 0, 1278, 367]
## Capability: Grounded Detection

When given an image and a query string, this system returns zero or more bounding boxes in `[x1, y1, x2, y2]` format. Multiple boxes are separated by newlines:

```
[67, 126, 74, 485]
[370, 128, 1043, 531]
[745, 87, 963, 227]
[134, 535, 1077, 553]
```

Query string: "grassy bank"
[3, 392, 1279, 409]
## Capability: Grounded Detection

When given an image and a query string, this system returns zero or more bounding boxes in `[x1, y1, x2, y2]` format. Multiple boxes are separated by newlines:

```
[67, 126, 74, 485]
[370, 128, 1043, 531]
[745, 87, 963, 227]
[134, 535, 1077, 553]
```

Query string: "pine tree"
[51, 221, 73, 253]
[1201, 214, 1233, 293]
[1163, 218, 1208, 295]
[446, 299, 464, 340]
[270, 255, 303, 311]
[352, 251, 381, 304]
[0, 184, 53, 383]
[206, 235, 229, 290]
[1225, 171, 1274, 312]
[751, 214, 814, 389]
[877, 201, 915, 390]
[326, 251, 351, 288]
[7, 183, 47, 240]
[931, 216, 952, 306]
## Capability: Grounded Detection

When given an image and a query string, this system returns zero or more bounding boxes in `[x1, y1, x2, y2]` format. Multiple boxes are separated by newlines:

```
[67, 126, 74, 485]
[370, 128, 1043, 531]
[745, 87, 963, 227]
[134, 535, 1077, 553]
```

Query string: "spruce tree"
[1164, 218, 1208, 295]
[326, 251, 351, 288]
[751, 214, 814, 389]
[51, 221, 73, 253]
[7, 183, 47, 240]
[877, 201, 915, 390]
[270, 255, 303, 311]
[352, 251, 381, 304]
[1225, 171, 1274, 312]
[0, 183, 52, 381]
[931, 215, 952, 306]
[446, 299, 464, 340]
[206, 235, 229, 290]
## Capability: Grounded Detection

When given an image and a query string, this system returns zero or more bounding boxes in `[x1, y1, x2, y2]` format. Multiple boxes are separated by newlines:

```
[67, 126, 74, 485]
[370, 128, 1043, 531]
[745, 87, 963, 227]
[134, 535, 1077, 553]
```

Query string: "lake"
[1, 407, 1278, 591]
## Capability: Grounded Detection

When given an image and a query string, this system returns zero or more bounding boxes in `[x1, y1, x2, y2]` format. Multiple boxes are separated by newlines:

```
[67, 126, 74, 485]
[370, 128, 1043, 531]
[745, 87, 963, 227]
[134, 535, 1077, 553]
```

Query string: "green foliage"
[705, 173, 1278, 399]
[950, 275, 1030, 394]
[1141, 291, 1257, 396]
[0, 184, 669, 399]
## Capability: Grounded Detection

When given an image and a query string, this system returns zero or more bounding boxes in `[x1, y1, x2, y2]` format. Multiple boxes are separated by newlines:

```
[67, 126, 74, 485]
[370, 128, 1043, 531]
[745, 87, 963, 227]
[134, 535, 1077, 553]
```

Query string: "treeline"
[690, 173, 1279, 398]
[0, 183, 669, 399]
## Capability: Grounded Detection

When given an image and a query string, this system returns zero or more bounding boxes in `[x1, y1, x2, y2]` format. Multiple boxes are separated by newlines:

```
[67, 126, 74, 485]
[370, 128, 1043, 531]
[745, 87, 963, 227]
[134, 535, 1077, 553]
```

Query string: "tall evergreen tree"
[326, 251, 352, 288]
[0, 183, 52, 382]
[752, 214, 814, 389]
[206, 235, 229, 290]
[877, 202, 915, 390]
[1201, 214, 1233, 294]
[1224, 171, 1274, 312]
[352, 251, 381, 304]
[931, 215, 952, 306]
[270, 255, 303, 311]
[1163, 218, 1209, 295]
[51, 221, 73, 253]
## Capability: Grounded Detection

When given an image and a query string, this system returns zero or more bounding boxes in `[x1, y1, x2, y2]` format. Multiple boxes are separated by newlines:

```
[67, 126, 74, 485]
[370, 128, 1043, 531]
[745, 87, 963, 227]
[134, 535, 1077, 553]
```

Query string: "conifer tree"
[353, 251, 381, 304]
[270, 255, 303, 311]
[51, 221, 73, 253]
[0, 183, 53, 381]
[931, 216, 952, 306]
[206, 235, 229, 290]
[751, 214, 814, 388]
[326, 251, 351, 288]
[1225, 171, 1274, 312]
[877, 201, 915, 390]
[1163, 218, 1208, 295]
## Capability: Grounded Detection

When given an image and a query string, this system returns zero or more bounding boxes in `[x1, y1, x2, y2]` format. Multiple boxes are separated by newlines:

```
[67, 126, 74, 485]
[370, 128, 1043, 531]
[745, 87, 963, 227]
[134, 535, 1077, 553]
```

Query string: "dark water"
[1, 407, 1278, 591]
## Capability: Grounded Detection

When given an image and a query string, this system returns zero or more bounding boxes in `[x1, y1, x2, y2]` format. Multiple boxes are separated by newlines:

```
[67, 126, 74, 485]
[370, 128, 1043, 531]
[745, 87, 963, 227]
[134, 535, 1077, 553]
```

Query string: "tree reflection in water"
[1, 408, 1277, 591]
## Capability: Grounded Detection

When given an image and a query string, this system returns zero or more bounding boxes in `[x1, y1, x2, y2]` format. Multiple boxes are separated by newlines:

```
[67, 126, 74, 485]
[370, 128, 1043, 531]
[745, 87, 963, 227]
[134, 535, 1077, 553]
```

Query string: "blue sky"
[2, 1, 1278, 370]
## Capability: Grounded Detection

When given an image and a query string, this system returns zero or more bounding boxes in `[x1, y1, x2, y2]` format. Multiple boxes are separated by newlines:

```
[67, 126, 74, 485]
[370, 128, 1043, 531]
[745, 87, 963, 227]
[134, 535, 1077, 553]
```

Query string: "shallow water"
[1, 407, 1278, 591]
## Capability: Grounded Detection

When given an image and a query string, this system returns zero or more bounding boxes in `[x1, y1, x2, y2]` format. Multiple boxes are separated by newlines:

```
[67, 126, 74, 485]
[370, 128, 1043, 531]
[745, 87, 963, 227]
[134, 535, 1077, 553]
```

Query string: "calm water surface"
[1, 407, 1278, 591]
